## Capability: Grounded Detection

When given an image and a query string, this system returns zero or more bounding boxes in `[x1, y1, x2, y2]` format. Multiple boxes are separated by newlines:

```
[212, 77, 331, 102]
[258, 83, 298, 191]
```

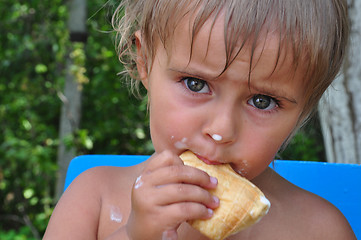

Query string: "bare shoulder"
[288, 183, 356, 239]
[76, 163, 143, 191]
[63, 162, 144, 201]
[252, 168, 357, 240]
[66, 161, 147, 210]
[44, 162, 146, 239]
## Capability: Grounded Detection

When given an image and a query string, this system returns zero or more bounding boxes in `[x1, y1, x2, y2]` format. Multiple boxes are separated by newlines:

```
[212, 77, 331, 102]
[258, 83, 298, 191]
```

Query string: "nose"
[202, 104, 238, 144]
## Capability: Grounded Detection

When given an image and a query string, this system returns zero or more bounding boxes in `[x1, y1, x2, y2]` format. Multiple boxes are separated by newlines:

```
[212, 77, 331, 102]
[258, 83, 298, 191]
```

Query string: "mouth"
[195, 154, 223, 165]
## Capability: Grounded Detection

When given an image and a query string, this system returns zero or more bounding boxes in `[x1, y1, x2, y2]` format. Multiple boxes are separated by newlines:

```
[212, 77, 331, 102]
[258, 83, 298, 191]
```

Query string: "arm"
[287, 187, 357, 240]
[104, 226, 130, 240]
[43, 168, 103, 239]
[314, 199, 357, 240]
[44, 151, 219, 240]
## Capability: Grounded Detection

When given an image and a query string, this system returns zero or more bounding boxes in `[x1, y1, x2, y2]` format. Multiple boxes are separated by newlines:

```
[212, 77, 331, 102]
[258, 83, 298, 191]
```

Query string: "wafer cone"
[180, 151, 270, 240]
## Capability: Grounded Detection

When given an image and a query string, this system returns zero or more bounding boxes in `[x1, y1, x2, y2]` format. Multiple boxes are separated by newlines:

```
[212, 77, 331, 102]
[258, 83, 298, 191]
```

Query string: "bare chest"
[94, 167, 317, 240]
[97, 204, 301, 240]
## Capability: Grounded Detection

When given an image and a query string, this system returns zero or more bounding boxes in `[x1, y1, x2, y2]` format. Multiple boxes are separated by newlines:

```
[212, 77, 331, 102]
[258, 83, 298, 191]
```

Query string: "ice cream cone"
[180, 151, 270, 240]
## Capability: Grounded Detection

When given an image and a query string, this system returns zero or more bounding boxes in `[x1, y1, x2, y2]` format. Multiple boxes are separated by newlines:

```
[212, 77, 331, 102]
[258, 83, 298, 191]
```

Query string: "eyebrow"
[168, 68, 219, 81]
[168, 68, 298, 104]
[250, 85, 298, 104]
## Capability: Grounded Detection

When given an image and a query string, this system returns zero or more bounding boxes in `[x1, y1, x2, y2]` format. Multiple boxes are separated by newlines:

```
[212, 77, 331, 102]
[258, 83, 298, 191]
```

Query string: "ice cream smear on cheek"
[232, 159, 249, 177]
[174, 137, 188, 149]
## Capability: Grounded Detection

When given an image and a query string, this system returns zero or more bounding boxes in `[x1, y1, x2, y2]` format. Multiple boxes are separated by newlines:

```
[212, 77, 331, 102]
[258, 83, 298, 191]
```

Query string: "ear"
[135, 30, 149, 89]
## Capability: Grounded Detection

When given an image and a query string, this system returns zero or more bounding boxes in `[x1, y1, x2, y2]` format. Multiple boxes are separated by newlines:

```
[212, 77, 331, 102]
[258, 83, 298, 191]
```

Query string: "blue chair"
[64, 155, 361, 238]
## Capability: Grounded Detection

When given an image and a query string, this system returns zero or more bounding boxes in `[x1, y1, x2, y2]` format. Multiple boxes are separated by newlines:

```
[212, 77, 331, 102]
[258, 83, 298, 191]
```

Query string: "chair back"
[64, 155, 361, 238]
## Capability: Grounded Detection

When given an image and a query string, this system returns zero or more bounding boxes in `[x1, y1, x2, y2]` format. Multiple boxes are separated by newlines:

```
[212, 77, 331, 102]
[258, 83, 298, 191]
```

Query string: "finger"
[163, 201, 214, 224]
[144, 150, 183, 173]
[144, 164, 217, 189]
[154, 183, 220, 209]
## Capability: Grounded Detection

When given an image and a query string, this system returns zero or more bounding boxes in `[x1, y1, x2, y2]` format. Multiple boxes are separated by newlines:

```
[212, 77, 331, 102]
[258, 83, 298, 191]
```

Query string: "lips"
[195, 154, 223, 165]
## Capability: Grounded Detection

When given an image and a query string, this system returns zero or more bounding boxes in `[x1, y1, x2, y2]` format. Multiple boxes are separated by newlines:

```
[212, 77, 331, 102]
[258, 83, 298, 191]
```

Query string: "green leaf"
[35, 64, 48, 73]
[23, 188, 35, 199]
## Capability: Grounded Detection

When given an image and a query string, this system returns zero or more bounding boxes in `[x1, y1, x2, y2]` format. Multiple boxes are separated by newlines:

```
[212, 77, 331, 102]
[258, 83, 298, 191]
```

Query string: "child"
[44, 0, 356, 239]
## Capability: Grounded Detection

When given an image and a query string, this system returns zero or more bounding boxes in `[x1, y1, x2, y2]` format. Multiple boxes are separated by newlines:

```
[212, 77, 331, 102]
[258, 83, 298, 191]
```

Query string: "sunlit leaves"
[0, 0, 65, 236]
[1, 0, 152, 236]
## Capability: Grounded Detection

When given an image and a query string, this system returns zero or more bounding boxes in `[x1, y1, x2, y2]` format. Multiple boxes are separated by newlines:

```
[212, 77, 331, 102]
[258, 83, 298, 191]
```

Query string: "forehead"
[166, 11, 300, 82]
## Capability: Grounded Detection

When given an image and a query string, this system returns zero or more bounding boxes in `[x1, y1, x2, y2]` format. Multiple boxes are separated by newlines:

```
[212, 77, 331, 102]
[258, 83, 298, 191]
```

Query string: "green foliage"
[0, 0, 67, 237]
[0, 0, 151, 238]
[79, 0, 153, 155]
[0, 226, 37, 240]
[280, 117, 326, 162]
[69, 42, 89, 87]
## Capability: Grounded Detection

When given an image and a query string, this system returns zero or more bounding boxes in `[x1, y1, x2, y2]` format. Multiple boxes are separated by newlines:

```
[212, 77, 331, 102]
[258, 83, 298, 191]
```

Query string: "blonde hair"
[112, 0, 349, 123]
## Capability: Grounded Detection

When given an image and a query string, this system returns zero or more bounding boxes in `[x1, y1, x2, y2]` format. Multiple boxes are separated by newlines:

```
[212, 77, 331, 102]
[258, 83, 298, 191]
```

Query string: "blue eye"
[248, 94, 278, 110]
[183, 77, 210, 93]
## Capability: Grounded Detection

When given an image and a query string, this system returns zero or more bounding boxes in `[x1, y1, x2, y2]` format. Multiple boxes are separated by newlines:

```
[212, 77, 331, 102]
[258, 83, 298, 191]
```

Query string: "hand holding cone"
[180, 151, 270, 240]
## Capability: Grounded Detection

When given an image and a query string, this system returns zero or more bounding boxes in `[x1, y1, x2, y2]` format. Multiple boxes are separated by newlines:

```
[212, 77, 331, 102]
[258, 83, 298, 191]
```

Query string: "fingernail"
[210, 176, 218, 185]
[162, 230, 177, 240]
[208, 208, 214, 217]
[213, 196, 219, 204]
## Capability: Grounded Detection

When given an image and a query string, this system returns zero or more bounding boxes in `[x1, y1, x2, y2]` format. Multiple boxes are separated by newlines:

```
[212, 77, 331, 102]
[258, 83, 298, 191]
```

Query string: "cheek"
[240, 119, 298, 179]
[149, 105, 175, 152]
[239, 134, 279, 179]
[149, 95, 200, 153]
[246, 131, 281, 158]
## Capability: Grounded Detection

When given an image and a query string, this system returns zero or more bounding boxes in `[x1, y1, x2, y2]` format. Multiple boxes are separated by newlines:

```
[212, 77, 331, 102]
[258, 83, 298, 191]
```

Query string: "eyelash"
[247, 94, 282, 114]
[179, 76, 283, 113]
[180, 77, 211, 95]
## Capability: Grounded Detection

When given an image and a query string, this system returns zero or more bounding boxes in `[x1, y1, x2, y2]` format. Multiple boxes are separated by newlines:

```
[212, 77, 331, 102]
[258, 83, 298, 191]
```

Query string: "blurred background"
[0, 0, 360, 239]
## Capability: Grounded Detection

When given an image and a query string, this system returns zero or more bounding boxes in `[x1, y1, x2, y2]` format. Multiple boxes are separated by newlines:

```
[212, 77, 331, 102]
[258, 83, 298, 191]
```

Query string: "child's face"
[138, 14, 306, 179]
